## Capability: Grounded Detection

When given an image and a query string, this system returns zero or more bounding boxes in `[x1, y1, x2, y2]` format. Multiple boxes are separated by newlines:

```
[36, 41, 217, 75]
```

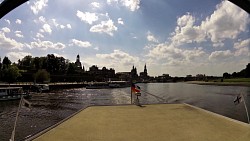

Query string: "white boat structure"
[32, 84, 50, 92]
[86, 81, 130, 89]
[26, 104, 250, 141]
[0, 87, 31, 101]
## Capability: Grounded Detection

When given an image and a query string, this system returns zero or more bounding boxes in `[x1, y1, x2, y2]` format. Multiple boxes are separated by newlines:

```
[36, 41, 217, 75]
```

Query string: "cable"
[140, 89, 166, 103]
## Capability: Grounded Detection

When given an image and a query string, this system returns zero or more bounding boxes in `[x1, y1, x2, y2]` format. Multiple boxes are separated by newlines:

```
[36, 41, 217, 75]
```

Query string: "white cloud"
[4, 19, 10, 24]
[117, 18, 124, 25]
[148, 43, 205, 62]
[96, 49, 139, 66]
[234, 38, 250, 49]
[177, 13, 195, 27]
[39, 16, 46, 23]
[36, 33, 44, 38]
[234, 38, 250, 56]
[107, 0, 118, 5]
[234, 47, 249, 57]
[213, 42, 224, 48]
[66, 24, 72, 29]
[91, 2, 100, 8]
[30, 40, 66, 50]
[107, 0, 140, 11]
[0, 32, 24, 50]
[15, 31, 24, 38]
[34, 16, 46, 24]
[201, 1, 249, 43]
[70, 39, 92, 48]
[147, 31, 158, 43]
[170, 1, 249, 46]
[52, 19, 59, 27]
[35, 17, 69, 32]
[120, 0, 140, 11]
[171, 13, 206, 45]
[60, 25, 65, 29]
[1, 27, 11, 33]
[42, 24, 52, 34]
[94, 47, 99, 50]
[15, 19, 22, 24]
[51, 19, 66, 29]
[30, 0, 48, 15]
[183, 47, 205, 61]
[7, 52, 31, 63]
[90, 19, 117, 36]
[76, 11, 98, 25]
[209, 50, 233, 61]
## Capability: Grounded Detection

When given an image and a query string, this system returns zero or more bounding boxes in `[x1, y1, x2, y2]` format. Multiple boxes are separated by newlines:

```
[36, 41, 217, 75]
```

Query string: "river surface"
[0, 83, 249, 141]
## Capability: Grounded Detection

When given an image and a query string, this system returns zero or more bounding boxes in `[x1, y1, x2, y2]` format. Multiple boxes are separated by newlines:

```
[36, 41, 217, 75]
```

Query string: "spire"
[75, 54, 82, 69]
[76, 54, 80, 61]
[144, 63, 148, 76]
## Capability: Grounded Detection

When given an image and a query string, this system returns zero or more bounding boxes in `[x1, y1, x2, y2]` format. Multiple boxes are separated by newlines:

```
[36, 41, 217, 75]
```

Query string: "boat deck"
[31, 104, 250, 141]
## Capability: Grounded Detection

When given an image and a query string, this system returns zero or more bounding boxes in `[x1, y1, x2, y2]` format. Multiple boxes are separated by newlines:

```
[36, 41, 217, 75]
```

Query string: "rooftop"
[30, 104, 250, 141]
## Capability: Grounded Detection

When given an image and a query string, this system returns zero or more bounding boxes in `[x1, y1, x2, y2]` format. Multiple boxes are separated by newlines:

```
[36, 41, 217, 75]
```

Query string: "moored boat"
[86, 82, 109, 89]
[86, 81, 130, 89]
[0, 87, 30, 101]
[31, 84, 50, 92]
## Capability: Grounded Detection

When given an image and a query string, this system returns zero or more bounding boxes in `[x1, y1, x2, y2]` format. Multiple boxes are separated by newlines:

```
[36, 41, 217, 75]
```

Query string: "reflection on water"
[0, 83, 249, 141]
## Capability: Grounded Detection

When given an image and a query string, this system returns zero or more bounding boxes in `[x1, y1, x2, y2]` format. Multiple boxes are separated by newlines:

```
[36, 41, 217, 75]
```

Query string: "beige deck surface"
[33, 104, 250, 141]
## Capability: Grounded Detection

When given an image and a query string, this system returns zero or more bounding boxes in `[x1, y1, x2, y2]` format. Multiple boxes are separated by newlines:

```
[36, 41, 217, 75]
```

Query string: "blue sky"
[0, 0, 249, 77]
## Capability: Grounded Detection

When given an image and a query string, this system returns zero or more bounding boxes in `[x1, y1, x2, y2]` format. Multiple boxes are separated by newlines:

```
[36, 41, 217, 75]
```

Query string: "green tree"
[40, 57, 47, 69]
[34, 69, 50, 83]
[2, 65, 21, 83]
[21, 55, 34, 70]
[2, 56, 11, 69]
[34, 57, 41, 70]
[47, 54, 56, 73]
[245, 63, 250, 78]
[67, 63, 77, 74]
[223, 72, 231, 79]
[0, 57, 2, 70]
[57, 56, 66, 74]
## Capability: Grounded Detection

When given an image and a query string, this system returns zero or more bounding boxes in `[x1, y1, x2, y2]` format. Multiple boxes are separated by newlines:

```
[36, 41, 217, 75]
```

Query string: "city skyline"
[0, 0, 249, 77]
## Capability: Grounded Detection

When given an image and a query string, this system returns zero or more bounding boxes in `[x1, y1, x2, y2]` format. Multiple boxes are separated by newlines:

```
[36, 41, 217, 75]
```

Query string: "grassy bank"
[223, 78, 250, 83]
[188, 78, 250, 87]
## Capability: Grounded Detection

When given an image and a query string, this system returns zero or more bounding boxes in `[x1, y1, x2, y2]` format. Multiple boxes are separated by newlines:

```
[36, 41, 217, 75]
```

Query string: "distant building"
[196, 74, 206, 81]
[75, 54, 82, 70]
[131, 65, 138, 79]
[88, 65, 115, 81]
[116, 72, 131, 81]
[185, 75, 195, 81]
[155, 74, 171, 82]
[139, 64, 148, 79]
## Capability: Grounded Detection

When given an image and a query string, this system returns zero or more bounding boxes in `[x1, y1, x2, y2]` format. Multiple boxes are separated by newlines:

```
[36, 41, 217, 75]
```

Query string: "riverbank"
[187, 81, 250, 87]
[0, 82, 87, 90]
[0, 81, 131, 91]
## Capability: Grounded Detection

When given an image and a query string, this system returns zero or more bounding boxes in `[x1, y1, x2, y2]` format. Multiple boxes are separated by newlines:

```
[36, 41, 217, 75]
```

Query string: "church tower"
[75, 54, 82, 69]
[144, 64, 147, 77]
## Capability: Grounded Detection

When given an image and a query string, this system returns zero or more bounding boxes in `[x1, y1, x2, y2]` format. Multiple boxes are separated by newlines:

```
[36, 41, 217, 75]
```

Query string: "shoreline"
[187, 81, 250, 87]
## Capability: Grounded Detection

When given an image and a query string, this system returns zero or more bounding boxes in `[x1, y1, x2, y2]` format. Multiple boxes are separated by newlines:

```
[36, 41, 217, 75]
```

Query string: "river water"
[0, 83, 249, 141]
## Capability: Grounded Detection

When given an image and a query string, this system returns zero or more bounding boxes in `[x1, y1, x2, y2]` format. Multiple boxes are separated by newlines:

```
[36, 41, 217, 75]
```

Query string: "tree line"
[0, 54, 90, 83]
[223, 63, 250, 79]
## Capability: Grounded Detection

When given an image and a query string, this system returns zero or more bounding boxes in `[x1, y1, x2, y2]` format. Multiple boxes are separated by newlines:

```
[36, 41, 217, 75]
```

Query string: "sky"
[0, 0, 249, 77]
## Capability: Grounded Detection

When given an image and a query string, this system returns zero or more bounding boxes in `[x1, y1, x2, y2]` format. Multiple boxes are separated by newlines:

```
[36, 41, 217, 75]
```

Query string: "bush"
[34, 69, 50, 83]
